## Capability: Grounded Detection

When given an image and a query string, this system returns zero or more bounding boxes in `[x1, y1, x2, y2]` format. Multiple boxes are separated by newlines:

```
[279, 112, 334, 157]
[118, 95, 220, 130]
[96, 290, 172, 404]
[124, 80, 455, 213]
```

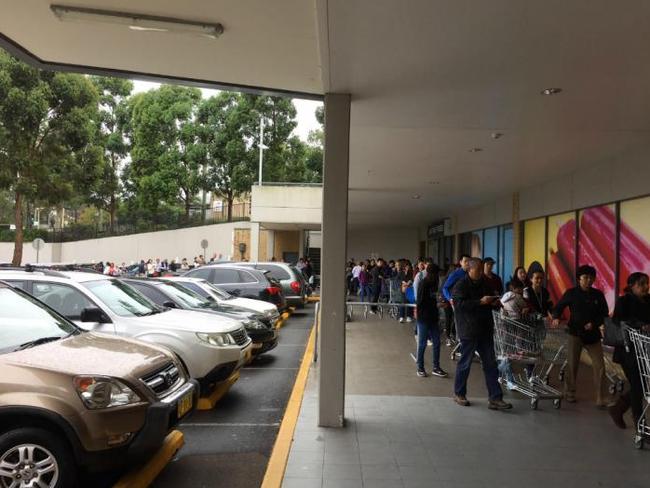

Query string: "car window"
[182, 282, 214, 301]
[259, 264, 291, 281]
[128, 282, 170, 305]
[159, 282, 213, 309]
[238, 270, 258, 283]
[205, 283, 233, 300]
[212, 268, 241, 284]
[32, 282, 94, 320]
[2, 280, 27, 291]
[82, 279, 162, 317]
[187, 268, 212, 280]
[0, 287, 78, 354]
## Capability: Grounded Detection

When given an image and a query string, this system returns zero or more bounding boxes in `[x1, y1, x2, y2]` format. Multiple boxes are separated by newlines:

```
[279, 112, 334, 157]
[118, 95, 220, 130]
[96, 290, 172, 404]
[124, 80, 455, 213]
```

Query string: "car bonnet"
[126, 308, 244, 334]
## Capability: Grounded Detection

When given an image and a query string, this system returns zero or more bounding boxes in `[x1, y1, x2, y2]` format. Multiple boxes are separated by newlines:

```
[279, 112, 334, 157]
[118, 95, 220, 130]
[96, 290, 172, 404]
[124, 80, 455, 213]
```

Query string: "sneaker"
[445, 338, 453, 347]
[416, 369, 427, 377]
[488, 399, 513, 410]
[453, 395, 470, 406]
[431, 367, 448, 378]
[406, 317, 413, 323]
[398, 317, 404, 323]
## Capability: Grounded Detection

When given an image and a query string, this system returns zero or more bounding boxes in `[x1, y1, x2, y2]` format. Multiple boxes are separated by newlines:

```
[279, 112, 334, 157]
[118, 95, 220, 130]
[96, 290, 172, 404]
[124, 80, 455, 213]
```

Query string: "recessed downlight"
[412, 194, 421, 200]
[541, 88, 562, 95]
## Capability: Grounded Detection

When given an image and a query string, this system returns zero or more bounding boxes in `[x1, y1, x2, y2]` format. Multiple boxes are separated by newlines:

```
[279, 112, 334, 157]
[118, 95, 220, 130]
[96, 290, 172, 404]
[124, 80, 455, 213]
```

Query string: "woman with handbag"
[609, 272, 650, 429]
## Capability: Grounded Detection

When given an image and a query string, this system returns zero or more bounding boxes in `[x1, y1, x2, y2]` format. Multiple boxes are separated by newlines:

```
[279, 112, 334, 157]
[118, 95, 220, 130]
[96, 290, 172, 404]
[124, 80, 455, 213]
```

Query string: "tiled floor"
[281, 318, 647, 488]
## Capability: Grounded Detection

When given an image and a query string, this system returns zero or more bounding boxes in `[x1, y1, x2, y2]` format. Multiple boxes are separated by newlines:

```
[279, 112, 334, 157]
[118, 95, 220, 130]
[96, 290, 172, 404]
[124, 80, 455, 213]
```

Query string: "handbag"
[602, 318, 625, 347]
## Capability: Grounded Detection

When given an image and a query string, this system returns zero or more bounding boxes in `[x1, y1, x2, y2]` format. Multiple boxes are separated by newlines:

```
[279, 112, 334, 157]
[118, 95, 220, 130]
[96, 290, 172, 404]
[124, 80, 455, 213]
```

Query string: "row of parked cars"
[0, 261, 309, 487]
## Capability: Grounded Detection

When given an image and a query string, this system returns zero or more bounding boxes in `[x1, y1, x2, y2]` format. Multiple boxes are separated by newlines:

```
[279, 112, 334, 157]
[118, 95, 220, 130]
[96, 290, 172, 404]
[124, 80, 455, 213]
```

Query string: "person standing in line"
[439, 263, 457, 346]
[523, 270, 554, 318]
[483, 257, 504, 296]
[552, 265, 609, 406]
[351, 261, 362, 295]
[442, 254, 471, 303]
[412, 260, 427, 301]
[509, 266, 531, 290]
[416, 263, 448, 378]
[358, 263, 370, 303]
[608, 272, 650, 428]
[370, 258, 386, 314]
[138, 259, 146, 277]
[399, 260, 414, 323]
[452, 258, 512, 410]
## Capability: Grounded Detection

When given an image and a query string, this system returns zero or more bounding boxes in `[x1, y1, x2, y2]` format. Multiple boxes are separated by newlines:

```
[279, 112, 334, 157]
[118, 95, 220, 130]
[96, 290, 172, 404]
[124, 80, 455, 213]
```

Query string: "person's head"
[576, 265, 597, 290]
[466, 258, 483, 281]
[514, 266, 528, 283]
[530, 270, 545, 289]
[509, 279, 524, 295]
[370, 258, 376, 266]
[418, 260, 426, 271]
[459, 254, 471, 271]
[425, 263, 440, 281]
[388, 260, 395, 268]
[361, 262, 367, 270]
[484, 257, 495, 275]
[625, 272, 649, 297]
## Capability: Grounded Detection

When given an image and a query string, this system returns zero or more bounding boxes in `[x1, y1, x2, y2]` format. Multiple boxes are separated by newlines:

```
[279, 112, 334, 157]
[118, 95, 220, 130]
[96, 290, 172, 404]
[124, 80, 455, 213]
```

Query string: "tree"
[0, 51, 99, 264]
[197, 92, 256, 221]
[125, 85, 207, 220]
[87, 76, 133, 231]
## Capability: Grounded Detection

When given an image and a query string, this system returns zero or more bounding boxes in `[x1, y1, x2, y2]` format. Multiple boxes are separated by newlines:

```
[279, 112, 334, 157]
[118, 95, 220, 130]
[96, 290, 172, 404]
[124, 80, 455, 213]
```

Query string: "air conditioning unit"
[443, 218, 455, 236]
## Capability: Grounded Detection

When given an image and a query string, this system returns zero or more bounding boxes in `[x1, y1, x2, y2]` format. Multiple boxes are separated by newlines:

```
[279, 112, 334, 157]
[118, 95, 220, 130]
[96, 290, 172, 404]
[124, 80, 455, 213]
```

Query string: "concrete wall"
[455, 149, 650, 232]
[347, 226, 420, 261]
[251, 185, 322, 225]
[1, 221, 250, 265]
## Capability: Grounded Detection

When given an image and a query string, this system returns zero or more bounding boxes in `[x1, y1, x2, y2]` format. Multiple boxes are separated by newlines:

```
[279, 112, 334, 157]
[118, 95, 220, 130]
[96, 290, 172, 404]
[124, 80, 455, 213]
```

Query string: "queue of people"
[346, 253, 650, 428]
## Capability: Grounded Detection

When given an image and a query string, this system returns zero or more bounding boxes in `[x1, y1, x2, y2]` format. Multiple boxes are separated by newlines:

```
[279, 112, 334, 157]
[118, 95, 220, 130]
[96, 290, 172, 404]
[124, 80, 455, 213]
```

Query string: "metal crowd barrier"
[345, 301, 416, 322]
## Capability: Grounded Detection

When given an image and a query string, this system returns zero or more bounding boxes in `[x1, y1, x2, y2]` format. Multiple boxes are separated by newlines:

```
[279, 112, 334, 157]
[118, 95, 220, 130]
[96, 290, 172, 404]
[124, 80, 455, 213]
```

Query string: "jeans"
[359, 284, 370, 302]
[566, 334, 606, 404]
[621, 345, 644, 422]
[498, 359, 515, 383]
[416, 319, 441, 370]
[454, 335, 503, 401]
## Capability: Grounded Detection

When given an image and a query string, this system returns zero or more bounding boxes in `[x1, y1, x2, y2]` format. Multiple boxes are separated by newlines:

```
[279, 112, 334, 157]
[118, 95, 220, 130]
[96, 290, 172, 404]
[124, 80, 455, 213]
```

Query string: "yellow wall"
[273, 231, 300, 261]
[523, 218, 545, 269]
[233, 228, 251, 261]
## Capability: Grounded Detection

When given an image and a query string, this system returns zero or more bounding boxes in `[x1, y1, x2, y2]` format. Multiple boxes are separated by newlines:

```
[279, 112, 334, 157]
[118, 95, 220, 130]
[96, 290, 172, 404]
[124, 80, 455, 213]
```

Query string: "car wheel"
[0, 427, 76, 488]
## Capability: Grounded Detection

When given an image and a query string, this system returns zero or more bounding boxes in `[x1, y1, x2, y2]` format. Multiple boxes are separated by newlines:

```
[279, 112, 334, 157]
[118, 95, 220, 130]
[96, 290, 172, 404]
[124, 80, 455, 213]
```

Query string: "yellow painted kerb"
[261, 324, 316, 488]
[112, 430, 184, 488]
[197, 370, 240, 410]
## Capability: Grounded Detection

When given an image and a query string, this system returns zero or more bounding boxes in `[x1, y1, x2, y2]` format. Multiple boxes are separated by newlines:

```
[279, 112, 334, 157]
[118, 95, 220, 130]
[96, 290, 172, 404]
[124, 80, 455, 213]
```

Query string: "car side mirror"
[162, 301, 178, 309]
[80, 307, 108, 323]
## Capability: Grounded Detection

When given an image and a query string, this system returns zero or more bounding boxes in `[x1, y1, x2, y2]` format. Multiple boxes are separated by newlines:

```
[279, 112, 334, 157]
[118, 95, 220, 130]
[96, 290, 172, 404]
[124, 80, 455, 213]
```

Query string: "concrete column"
[319, 93, 350, 428]
[250, 222, 260, 262]
[298, 229, 306, 258]
[267, 230, 275, 261]
[512, 192, 521, 267]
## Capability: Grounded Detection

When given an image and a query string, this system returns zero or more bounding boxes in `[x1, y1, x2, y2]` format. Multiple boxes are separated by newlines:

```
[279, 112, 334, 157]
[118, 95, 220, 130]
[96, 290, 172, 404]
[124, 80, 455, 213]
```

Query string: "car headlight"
[244, 319, 267, 330]
[196, 332, 235, 347]
[73, 376, 141, 409]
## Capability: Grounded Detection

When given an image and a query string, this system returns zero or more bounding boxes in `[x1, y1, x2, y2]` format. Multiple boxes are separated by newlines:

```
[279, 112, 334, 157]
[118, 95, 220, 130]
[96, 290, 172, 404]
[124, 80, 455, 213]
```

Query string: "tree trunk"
[227, 194, 233, 222]
[109, 194, 116, 232]
[11, 191, 23, 266]
[184, 196, 191, 222]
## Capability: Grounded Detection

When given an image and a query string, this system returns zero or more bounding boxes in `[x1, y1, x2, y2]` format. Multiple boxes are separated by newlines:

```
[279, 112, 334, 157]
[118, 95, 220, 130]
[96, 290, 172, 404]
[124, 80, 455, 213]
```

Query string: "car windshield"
[0, 287, 79, 353]
[83, 279, 163, 317]
[159, 282, 214, 309]
[205, 282, 233, 300]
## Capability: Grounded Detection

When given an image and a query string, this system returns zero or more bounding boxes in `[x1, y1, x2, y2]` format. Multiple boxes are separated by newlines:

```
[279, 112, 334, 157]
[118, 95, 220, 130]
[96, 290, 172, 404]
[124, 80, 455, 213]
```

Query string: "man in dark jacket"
[415, 263, 447, 378]
[552, 265, 609, 406]
[370, 258, 386, 313]
[452, 258, 511, 410]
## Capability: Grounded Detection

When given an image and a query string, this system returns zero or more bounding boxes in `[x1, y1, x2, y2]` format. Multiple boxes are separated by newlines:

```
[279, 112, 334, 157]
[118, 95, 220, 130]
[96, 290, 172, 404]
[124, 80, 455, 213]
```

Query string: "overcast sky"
[131, 80, 322, 141]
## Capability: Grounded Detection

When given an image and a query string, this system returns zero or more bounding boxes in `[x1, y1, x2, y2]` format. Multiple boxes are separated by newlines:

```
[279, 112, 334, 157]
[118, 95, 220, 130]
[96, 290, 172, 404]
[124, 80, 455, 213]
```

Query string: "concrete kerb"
[197, 371, 241, 410]
[112, 430, 184, 488]
[260, 322, 316, 488]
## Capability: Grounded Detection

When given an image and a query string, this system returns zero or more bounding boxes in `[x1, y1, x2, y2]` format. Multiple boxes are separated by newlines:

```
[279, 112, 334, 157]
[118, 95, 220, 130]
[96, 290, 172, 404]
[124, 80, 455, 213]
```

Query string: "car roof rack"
[0, 264, 69, 278]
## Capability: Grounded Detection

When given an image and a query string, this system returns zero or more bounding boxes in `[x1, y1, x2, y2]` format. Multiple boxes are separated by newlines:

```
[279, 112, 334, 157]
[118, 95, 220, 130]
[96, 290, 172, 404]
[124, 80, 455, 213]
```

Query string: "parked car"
[182, 265, 287, 310]
[121, 278, 279, 356]
[161, 276, 281, 325]
[0, 269, 252, 393]
[0, 281, 198, 486]
[212, 261, 308, 308]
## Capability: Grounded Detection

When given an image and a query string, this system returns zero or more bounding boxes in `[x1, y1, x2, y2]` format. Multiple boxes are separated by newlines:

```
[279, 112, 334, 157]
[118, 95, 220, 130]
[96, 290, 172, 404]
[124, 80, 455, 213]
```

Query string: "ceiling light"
[50, 5, 224, 39]
[412, 194, 421, 200]
[491, 132, 503, 140]
[468, 148, 483, 153]
[541, 88, 562, 96]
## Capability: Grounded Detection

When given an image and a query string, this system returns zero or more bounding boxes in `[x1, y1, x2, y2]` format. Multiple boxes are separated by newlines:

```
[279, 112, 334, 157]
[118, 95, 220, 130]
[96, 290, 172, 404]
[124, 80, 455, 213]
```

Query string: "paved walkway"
[281, 318, 647, 488]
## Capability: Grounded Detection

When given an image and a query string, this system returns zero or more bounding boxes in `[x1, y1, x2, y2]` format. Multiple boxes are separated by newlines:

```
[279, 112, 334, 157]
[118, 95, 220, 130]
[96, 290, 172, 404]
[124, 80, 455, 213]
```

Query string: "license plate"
[177, 391, 193, 419]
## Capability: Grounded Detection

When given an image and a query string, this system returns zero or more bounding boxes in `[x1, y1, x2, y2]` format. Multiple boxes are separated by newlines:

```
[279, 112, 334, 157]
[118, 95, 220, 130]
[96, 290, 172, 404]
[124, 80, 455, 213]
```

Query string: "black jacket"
[552, 286, 608, 344]
[451, 276, 495, 340]
[416, 276, 439, 322]
[524, 286, 553, 316]
[612, 292, 650, 363]
[370, 265, 384, 286]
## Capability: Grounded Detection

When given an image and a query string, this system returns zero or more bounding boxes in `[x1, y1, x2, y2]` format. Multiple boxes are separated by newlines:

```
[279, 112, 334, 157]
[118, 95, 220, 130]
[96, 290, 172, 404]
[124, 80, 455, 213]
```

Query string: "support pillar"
[512, 192, 521, 267]
[250, 222, 260, 262]
[318, 93, 350, 428]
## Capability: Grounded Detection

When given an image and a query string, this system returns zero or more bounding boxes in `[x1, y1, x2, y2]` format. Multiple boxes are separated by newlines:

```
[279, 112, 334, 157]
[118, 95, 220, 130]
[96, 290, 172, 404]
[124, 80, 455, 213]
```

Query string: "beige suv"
[0, 282, 198, 487]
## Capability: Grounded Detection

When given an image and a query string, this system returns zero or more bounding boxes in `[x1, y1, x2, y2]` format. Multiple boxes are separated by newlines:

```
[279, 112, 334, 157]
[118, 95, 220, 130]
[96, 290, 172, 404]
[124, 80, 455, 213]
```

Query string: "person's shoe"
[445, 338, 453, 347]
[406, 317, 413, 323]
[369, 310, 376, 315]
[608, 403, 627, 429]
[431, 367, 448, 378]
[453, 395, 470, 406]
[416, 369, 427, 378]
[399, 317, 404, 323]
[488, 399, 513, 410]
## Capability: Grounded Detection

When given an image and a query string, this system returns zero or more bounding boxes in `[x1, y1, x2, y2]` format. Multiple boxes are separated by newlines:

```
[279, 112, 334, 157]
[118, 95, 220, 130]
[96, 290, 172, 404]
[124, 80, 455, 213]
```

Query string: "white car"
[0, 270, 252, 392]
[162, 276, 281, 325]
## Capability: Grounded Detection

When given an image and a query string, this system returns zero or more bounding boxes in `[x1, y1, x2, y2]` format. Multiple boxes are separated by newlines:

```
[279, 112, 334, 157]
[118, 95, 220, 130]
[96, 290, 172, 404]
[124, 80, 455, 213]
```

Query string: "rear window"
[212, 268, 241, 284]
[259, 264, 291, 281]
[186, 267, 212, 280]
[238, 270, 259, 283]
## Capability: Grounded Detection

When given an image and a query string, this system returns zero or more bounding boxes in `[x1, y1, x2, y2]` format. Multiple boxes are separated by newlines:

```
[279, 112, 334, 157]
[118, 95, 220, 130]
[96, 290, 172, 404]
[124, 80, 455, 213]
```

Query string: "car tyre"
[0, 427, 76, 488]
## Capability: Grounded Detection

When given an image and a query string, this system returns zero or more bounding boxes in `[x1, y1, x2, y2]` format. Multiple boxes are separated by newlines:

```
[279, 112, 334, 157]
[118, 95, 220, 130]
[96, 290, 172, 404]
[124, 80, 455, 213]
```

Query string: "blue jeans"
[454, 335, 503, 401]
[498, 359, 515, 383]
[359, 284, 369, 302]
[416, 319, 441, 371]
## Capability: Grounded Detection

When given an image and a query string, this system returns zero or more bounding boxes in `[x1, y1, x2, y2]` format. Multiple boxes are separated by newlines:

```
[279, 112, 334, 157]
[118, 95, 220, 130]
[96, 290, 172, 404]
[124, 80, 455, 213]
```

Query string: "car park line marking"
[261, 322, 316, 488]
[113, 430, 184, 488]
[182, 422, 281, 427]
[246, 367, 299, 370]
[197, 371, 240, 410]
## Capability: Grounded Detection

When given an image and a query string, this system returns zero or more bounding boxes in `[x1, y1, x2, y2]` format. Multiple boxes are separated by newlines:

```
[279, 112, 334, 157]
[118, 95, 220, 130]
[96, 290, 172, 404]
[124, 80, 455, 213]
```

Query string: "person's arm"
[551, 289, 571, 324]
[442, 271, 457, 301]
[416, 279, 426, 308]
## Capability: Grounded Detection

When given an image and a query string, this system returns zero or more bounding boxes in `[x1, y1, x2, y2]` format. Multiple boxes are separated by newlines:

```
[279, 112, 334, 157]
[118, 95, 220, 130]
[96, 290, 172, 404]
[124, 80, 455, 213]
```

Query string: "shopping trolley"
[627, 327, 650, 449]
[388, 277, 403, 320]
[492, 311, 567, 410]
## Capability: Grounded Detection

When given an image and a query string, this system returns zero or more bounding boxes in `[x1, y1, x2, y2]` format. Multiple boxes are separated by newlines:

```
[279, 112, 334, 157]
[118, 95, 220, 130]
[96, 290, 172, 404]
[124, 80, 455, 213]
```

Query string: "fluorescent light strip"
[50, 4, 224, 39]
